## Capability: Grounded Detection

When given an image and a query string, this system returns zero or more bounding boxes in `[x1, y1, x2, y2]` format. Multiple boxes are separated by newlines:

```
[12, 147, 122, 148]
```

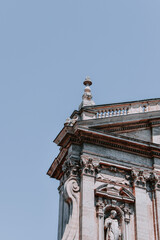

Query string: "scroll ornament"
[62, 177, 80, 240]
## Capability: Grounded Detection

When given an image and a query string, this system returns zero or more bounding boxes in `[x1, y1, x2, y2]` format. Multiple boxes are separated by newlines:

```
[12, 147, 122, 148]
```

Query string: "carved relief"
[96, 164, 130, 187]
[61, 177, 80, 240]
[97, 173, 130, 187]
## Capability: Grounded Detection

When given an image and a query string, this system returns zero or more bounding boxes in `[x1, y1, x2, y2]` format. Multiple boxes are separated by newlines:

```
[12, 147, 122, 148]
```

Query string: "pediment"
[95, 184, 135, 203]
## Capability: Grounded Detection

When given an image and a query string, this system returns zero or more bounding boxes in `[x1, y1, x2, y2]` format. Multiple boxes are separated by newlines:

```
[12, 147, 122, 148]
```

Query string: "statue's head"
[110, 210, 117, 219]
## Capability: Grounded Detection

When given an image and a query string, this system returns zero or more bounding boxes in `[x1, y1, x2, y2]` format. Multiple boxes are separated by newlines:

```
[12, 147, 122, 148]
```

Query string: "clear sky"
[1, 0, 160, 239]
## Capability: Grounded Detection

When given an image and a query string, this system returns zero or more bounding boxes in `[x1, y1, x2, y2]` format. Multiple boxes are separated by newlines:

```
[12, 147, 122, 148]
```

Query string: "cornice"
[47, 148, 68, 179]
[48, 126, 160, 179]
[92, 120, 160, 134]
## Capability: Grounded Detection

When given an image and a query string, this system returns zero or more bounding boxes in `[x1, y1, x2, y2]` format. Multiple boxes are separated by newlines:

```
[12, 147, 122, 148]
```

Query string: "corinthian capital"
[80, 157, 98, 176]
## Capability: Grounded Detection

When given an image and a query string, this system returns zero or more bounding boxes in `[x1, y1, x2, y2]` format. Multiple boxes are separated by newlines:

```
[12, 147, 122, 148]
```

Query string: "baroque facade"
[47, 78, 160, 240]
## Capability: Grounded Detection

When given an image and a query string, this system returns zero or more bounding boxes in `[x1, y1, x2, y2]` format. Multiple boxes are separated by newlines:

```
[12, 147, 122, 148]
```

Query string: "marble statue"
[104, 210, 120, 240]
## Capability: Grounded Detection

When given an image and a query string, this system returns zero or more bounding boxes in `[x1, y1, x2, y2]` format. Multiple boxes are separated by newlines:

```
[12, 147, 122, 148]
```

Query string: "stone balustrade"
[80, 99, 160, 120]
[96, 107, 129, 118]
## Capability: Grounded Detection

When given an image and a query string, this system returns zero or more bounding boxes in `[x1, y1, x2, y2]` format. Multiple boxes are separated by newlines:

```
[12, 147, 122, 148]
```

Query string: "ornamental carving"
[62, 157, 80, 179]
[80, 157, 98, 176]
[62, 177, 80, 240]
[128, 169, 160, 190]
[147, 172, 159, 190]
[126, 169, 149, 188]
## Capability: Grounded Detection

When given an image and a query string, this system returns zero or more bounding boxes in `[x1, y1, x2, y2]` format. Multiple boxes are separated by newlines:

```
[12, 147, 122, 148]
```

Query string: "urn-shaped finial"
[79, 77, 95, 109]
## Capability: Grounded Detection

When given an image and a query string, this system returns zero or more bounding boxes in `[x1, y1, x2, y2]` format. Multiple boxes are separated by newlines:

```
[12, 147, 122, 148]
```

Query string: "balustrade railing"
[96, 107, 129, 118]
[93, 101, 160, 119]
[79, 100, 160, 121]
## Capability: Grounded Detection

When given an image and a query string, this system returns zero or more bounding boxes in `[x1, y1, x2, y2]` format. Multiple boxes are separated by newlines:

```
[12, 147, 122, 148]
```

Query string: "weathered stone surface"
[48, 81, 160, 240]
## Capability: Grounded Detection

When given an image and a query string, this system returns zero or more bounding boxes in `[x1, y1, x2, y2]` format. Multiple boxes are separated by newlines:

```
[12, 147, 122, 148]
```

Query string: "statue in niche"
[104, 210, 121, 240]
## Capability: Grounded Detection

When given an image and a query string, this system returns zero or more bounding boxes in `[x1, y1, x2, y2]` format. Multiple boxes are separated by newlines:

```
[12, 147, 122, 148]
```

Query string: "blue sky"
[1, 0, 160, 239]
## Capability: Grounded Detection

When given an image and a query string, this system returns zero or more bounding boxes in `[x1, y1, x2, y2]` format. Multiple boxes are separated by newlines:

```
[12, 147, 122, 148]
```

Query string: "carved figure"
[104, 210, 120, 240]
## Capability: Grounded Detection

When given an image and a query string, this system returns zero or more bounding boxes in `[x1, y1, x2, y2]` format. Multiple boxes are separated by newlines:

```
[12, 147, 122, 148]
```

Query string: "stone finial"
[79, 77, 95, 109]
[83, 77, 92, 87]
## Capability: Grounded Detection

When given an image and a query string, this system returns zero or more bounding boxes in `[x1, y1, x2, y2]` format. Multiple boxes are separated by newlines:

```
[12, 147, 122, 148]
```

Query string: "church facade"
[47, 78, 160, 240]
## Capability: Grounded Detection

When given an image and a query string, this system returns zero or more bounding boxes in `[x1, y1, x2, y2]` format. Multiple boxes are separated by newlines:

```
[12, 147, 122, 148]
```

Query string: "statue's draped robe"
[105, 218, 119, 240]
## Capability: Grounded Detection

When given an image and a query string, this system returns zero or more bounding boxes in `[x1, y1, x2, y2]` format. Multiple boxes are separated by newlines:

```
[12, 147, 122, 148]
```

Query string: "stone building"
[47, 78, 160, 240]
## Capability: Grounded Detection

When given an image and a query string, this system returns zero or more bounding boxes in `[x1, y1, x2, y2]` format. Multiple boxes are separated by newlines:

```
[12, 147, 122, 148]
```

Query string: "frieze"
[96, 163, 130, 187]
[96, 173, 130, 187]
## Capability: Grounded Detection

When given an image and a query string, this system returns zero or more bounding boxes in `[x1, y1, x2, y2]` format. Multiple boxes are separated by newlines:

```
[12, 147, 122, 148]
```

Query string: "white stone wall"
[135, 187, 154, 240]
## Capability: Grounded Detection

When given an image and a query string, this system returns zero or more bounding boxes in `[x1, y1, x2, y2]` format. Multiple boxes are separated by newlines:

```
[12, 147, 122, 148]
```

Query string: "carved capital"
[62, 157, 80, 180]
[129, 169, 149, 188]
[80, 157, 98, 176]
[147, 172, 159, 190]
[129, 169, 160, 190]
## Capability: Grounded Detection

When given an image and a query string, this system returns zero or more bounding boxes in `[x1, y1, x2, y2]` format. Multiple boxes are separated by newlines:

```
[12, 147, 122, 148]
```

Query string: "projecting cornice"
[48, 125, 160, 179]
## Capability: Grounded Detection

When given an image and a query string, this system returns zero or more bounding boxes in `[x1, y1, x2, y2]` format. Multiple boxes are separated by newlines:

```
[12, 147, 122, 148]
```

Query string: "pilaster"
[80, 157, 97, 240]
[131, 170, 155, 240]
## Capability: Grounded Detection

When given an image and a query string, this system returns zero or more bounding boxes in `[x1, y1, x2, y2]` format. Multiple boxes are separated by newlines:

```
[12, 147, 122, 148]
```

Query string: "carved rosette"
[62, 177, 80, 240]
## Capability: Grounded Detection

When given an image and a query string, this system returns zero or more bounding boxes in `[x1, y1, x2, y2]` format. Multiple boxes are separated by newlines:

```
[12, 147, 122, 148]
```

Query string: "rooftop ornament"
[79, 77, 95, 110]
